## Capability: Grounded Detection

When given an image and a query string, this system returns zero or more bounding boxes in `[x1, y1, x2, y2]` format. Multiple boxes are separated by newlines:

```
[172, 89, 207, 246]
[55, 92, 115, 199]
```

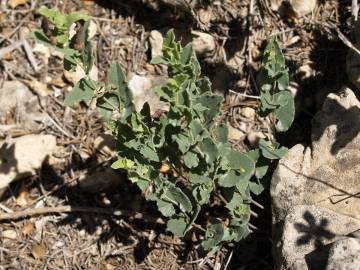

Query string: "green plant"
[31, 9, 293, 251]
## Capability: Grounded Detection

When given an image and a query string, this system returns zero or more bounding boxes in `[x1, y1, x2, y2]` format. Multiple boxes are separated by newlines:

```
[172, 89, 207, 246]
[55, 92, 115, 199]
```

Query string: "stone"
[0, 80, 33, 116]
[191, 31, 215, 55]
[288, 0, 316, 17]
[128, 74, 169, 115]
[0, 134, 57, 191]
[326, 237, 360, 270]
[227, 124, 245, 141]
[79, 167, 123, 193]
[276, 205, 360, 269]
[271, 88, 360, 269]
[241, 107, 256, 119]
[149, 30, 163, 58]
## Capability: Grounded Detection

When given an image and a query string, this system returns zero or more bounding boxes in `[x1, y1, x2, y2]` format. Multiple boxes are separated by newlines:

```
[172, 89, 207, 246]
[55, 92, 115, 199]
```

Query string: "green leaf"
[192, 183, 212, 205]
[249, 181, 264, 195]
[140, 145, 160, 162]
[64, 78, 96, 106]
[108, 62, 133, 108]
[180, 43, 193, 65]
[167, 217, 188, 236]
[218, 170, 239, 187]
[215, 124, 228, 143]
[226, 150, 255, 179]
[195, 95, 223, 126]
[259, 139, 288, 160]
[96, 93, 120, 121]
[166, 185, 193, 213]
[202, 220, 224, 250]
[274, 91, 295, 132]
[82, 20, 93, 74]
[183, 151, 199, 168]
[157, 200, 176, 217]
[111, 158, 135, 169]
[189, 172, 211, 184]
[199, 138, 218, 164]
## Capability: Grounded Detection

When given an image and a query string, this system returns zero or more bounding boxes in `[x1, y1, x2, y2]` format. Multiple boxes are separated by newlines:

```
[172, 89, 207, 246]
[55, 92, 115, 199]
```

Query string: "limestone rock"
[0, 134, 57, 190]
[128, 74, 169, 115]
[0, 81, 48, 131]
[149, 30, 163, 58]
[227, 124, 245, 141]
[272, 88, 360, 269]
[0, 81, 33, 116]
[79, 167, 123, 193]
[288, 0, 317, 17]
[241, 107, 256, 119]
[272, 88, 360, 222]
[277, 205, 360, 269]
[326, 237, 360, 270]
[191, 31, 215, 55]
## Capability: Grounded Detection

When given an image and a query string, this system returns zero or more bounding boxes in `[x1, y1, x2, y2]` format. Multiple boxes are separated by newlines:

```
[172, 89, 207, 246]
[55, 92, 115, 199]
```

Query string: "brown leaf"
[22, 222, 34, 236]
[31, 244, 46, 260]
[8, 0, 29, 9]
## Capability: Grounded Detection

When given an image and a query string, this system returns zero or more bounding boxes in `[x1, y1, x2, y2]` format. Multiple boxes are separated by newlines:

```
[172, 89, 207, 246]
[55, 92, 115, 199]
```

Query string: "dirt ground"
[0, 0, 355, 269]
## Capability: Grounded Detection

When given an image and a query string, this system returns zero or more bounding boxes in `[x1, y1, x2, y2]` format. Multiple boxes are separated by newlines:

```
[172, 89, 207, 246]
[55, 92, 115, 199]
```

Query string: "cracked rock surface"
[271, 88, 360, 269]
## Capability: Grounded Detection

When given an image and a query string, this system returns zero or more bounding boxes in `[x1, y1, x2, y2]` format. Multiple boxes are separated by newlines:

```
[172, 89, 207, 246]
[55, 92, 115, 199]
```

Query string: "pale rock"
[0, 135, 57, 190]
[289, 0, 317, 17]
[276, 205, 360, 270]
[64, 64, 98, 85]
[191, 31, 215, 55]
[241, 107, 256, 119]
[128, 74, 169, 115]
[247, 131, 265, 147]
[0, 81, 48, 130]
[0, 81, 33, 116]
[227, 124, 245, 141]
[2, 229, 17, 239]
[149, 30, 163, 58]
[79, 167, 123, 193]
[272, 88, 360, 269]
[326, 237, 360, 270]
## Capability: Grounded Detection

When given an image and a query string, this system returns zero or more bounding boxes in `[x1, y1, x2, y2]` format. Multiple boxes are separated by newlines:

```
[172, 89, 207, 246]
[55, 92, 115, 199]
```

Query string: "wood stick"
[0, 205, 164, 224]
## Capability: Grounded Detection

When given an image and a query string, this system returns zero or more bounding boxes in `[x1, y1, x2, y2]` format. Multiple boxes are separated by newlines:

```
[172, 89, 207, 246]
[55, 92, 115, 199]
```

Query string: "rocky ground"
[0, 0, 359, 269]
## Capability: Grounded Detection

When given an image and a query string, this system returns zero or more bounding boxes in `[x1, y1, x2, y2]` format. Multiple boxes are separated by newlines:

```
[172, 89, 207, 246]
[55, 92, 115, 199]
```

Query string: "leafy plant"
[259, 36, 295, 132]
[31, 9, 294, 251]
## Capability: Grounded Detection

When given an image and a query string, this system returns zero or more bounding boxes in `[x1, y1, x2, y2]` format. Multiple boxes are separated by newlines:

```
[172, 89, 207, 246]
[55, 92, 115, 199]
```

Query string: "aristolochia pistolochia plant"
[31, 8, 294, 251]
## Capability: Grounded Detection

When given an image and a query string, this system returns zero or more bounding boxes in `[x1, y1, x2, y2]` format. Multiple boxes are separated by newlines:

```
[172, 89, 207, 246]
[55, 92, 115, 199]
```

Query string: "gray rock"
[275, 205, 360, 270]
[149, 30, 163, 59]
[128, 74, 169, 115]
[0, 134, 57, 191]
[326, 237, 360, 270]
[191, 31, 215, 55]
[272, 88, 360, 269]
[0, 81, 48, 130]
